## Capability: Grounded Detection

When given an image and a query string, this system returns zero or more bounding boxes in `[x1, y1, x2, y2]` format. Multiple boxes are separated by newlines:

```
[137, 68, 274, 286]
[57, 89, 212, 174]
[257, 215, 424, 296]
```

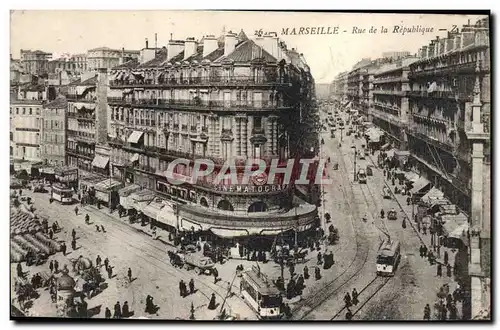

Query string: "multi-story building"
[20, 49, 52, 76]
[107, 30, 318, 241]
[10, 87, 46, 162]
[49, 53, 88, 75]
[40, 96, 67, 167]
[407, 18, 490, 318]
[66, 71, 109, 175]
[371, 57, 419, 149]
[382, 51, 411, 60]
[87, 47, 140, 71]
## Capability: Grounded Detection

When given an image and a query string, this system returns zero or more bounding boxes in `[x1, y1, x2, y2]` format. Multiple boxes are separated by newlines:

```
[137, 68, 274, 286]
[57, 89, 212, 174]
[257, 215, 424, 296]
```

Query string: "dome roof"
[57, 273, 76, 290]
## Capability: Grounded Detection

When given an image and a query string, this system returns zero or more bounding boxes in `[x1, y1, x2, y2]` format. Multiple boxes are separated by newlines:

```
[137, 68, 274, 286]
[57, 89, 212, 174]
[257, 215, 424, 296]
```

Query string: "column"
[241, 117, 248, 158]
[265, 117, 273, 155]
[235, 117, 242, 156]
[214, 117, 220, 157]
[269, 115, 278, 155]
[208, 115, 215, 156]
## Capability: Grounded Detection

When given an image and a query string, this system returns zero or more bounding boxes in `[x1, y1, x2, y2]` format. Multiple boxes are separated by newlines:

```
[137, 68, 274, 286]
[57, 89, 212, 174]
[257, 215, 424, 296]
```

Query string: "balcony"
[66, 148, 93, 160]
[407, 128, 454, 154]
[251, 127, 265, 135]
[372, 89, 405, 96]
[67, 112, 96, 120]
[181, 124, 188, 131]
[374, 76, 403, 84]
[190, 125, 198, 132]
[66, 95, 96, 102]
[67, 130, 96, 144]
[201, 127, 208, 133]
[408, 61, 481, 78]
[109, 75, 290, 89]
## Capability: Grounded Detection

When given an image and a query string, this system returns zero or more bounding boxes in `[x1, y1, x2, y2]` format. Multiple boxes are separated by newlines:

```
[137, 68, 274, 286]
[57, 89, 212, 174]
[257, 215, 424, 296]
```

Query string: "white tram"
[376, 239, 401, 276]
[240, 266, 282, 319]
[51, 183, 74, 204]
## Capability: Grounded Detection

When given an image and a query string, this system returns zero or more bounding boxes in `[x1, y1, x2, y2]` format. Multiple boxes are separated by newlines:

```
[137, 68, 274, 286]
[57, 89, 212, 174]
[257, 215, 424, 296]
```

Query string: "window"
[10, 108, 12, 115]
[22, 108, 26, 115]
[248, 201, 267, 213]
[16, 108, 19, 115]
[254, 116, 262, 129]
[217, 200, 234, 211]
[10, 132, 13, 141]
[29, 108, 32, 115]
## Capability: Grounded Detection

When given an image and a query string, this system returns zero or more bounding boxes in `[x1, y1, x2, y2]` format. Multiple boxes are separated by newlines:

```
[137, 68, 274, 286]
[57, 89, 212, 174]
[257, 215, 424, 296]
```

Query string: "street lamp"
[351, 145, 357, 182]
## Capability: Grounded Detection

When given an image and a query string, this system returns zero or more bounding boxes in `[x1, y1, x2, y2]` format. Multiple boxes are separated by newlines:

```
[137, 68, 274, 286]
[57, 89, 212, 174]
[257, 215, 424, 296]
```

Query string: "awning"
[157, 203, 178, 228]
[74, 102, 96, 110]
[381, 143, 391, 151]
[76, 86, 90, 95]
[428, 198, 451, 209]
[211, 228, 250, 238]
[395, 150, 410, 157]
[127, 131, 144, 144]
[118, 184, 141, 197]
[142, 202, 164, 220]
[410, 176, 431, 194]
[92, 155, 109, 169]
[130, 153, 139, 163]
[94, 178, 122, 192]
[386, 148, 396, 158]
[405, 172, 420, 182]
[132, 71, 144, 77]
[40, 167, 55, 174]
[442, 212, 469, 239]
[421, 187, 445, 204]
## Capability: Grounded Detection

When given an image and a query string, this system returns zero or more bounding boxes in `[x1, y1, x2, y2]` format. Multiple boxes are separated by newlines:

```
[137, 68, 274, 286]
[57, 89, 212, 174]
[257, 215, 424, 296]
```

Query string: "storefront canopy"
[142, 200, 164, 220]
[156, 203, 178, 228]
[421, 187, 445, 204]
[410, 176, 431, 195]
[118, 184, 141, 197]
[94, 178, 123, 192]
[91, 155, 109, 169]
[130, 153, 140, 163]
[127, 131, 144, 144]
[442, 212, 469, 240]
[405, 172, 420, 182]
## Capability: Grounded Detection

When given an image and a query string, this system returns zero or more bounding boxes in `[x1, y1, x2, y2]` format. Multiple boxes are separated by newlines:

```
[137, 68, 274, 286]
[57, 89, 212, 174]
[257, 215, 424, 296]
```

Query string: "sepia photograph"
[9, 10, 491, 321]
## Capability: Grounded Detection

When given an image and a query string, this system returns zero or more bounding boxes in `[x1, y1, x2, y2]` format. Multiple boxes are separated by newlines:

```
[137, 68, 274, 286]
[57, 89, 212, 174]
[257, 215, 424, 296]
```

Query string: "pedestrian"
[380, 209, 385, 219]
[449, 303, 457, 320]
[52, 222, 58, 233]
[317, 252, 322, 265]
[423, 304, 431, 320]
[315, 267, 321, 280]
[127, 267, 132, 282]
[95, 225, 101, 232]
[104, 257, 109, 270]
[406, 196, 411, 206]
[54, 260, 59, 273]
[344, 292, 352, 308]
[207, 293, 217, 310]
[85, 214, 90, 224]
[352, 288, 359, 305]
[437, 264, 442, 277]
[74, 206, 79, 216]
[444, 251, 449, 265]
[96, 255, 102, 268]
[49, 260, 54, 273]
[49, 229, 54, 240]
[179, 280, 186, 297]
[113, 301, 122, 319]
[61, 242, 66, 256]
[419, 245, 424, 257]
[71, 239, 77, 251]
[212, 267, 219, 284]
[423, 245, 428, 257]
[189, 279, 195, 295]
[417, 221, 421, 233]
[122, 301, 129, 318]
[303, 266, 309, 280]
[17, 263, 23, 278]
[447, 264, 452, 277]
[402, 217, 407, 229]
[289, 263, 295, 277]
[107, 265, 113, 279]
[423, 225, 427, 235]
[105, 307, 111, 319]
[345, 308, 353, 320]
[145, 295, 154, 314]
[101, 225, 105, 233]
[72, 229, 76, 240]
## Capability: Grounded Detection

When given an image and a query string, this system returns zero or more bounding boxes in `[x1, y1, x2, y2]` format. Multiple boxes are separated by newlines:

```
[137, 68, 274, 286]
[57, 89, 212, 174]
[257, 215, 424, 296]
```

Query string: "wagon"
[387, 210, 398, 221]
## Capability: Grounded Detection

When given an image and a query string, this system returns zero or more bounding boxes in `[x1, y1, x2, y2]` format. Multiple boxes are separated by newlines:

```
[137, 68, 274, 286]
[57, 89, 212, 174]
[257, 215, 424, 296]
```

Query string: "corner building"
[107, 30, 318, 242]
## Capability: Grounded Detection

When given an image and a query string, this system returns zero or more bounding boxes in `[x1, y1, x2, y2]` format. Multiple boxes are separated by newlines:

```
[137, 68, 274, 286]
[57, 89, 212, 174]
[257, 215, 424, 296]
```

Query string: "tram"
[376, 239, 401, 276]
[357, 169, 367, 184]
[240, 266, 282, 319]
[51, 183, 74, 204]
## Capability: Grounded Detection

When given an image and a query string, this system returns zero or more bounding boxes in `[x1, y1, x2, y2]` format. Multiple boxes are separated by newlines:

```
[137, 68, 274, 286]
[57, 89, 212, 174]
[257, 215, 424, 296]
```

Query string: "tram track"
[291, 132, 371, 320]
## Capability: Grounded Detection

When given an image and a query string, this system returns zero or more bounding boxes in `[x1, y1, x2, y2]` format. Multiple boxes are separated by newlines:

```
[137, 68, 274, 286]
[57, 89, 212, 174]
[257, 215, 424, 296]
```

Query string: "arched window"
[248, 201, 267, 213]
[200, 197, 209, 208]
[217, 200, 234, 211]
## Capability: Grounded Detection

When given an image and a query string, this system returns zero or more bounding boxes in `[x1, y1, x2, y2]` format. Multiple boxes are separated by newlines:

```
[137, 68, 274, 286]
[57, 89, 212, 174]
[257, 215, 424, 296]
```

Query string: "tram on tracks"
[376, 239, 401, 276]
[51, 183, 74, 204]
[240, 265, 282, 319]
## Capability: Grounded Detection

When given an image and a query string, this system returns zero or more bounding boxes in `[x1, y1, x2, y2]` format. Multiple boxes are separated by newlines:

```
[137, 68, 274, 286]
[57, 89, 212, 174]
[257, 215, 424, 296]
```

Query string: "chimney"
[145, 38, 149, 49]
[224, 31, 238, 56]
[167, 40, 185, 62]
[453, 34, 461, 50]
[202, 35, 218, 57]
[461, 31, 475, 49]
[261, 32, 279, 59]
[184, 37, 198, 60]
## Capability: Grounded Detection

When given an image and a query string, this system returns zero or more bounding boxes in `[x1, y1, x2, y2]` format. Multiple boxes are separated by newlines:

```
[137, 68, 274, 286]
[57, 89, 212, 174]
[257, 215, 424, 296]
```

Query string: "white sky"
[10, 11, 487, 83]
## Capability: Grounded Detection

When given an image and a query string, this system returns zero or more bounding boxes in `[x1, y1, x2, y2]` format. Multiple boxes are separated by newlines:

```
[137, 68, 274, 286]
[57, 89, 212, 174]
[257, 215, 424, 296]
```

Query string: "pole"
[353, 147, 357, 181]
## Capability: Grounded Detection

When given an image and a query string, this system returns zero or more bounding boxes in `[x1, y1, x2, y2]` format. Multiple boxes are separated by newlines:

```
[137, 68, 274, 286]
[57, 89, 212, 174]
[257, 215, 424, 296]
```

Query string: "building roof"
[237, 29, 249, 43]
[88, 46, 113, 52]
[19, 83, 45, 92]
[69, 75, 97, 86]
[114, 58, 140, 69]
[215, 39, 276, 63]
[203, 47, 225, 62]
[21, 49, 51, 55]
[183, 45, 204, 62]
[44, 96, 67, 109]
[138, 48, 168, 68]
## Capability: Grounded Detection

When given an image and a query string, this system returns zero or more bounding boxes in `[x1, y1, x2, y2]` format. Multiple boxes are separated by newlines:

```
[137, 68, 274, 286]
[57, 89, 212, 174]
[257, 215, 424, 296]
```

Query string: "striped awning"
[127, 131, 144, 144]
[91, 155, 109, 169]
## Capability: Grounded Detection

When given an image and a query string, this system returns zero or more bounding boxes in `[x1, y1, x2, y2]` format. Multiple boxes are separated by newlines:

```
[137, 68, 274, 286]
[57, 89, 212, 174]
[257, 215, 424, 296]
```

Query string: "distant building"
[41, 96, 67, 167]
[86, 47, 140, 70]
[20, 49, 52, 76]
[382, 51, 411, 60]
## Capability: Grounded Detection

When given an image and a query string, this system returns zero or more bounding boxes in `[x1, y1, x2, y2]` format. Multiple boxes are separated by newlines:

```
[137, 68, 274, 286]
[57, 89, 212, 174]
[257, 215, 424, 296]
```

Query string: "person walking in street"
[104, 307, 111, 319]
[101, 225, 106, 233]
[446, 264, 452, 277]
[179, 280, 186, 297]
[49, 260, 54, 273]
[72, 229, 76, 240]
[107, 265, 113, 279]
[104, 257, 109, 270]
[96, 255, 102, 268]
[352, 288, 359, 306]
[122, 301, 129, 318]
[303, 265, 309, 280]
[437, 263, 442, 277]
[345, 308, 353, 320]
[317, 252, 322, 265]
[17, 263, 23, 278]
[113, 301, 122, 319]
[444, 251, 449, 265]
[424, 304, 431, 320]
[344, 292, 352, 308]
[95, 225, 101, 232]
[48, 229, 54, 240]
[315, 267, 321, 280]
[189, 279, 195, 295]
[85, 214, 90, 225]
[417, 221, 421, 233]
[71, 239, 77, 251]
[212, 267, 219, 284]
[60, 242, 67, 256]
[449, 303, 457, 320]
[127, 268, 132, 283]
[54, 260, 59, 273]
[419, 245, 424, 257]
[380, 209, 385, 219]
[406, 196, 411, 206]
[74, 206, 79, 216]
[208, 293, 217, 310]
[422, 225, 427, 235]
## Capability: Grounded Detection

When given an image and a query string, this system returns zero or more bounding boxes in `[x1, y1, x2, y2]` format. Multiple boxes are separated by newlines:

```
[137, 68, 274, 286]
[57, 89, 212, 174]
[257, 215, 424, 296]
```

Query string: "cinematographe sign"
[214, 184, 289, 193]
